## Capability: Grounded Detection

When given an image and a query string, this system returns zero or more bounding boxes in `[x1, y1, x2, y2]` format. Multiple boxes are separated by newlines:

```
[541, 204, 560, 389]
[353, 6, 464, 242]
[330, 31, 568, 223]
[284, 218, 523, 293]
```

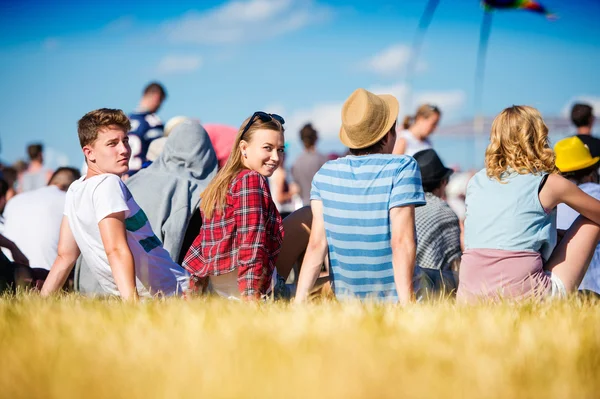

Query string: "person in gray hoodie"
[76, 119, 218, 294]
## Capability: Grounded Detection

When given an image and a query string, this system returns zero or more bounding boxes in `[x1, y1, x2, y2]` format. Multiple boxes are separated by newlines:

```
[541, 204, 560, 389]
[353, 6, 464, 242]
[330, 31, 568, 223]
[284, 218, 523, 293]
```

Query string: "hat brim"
[557, 156, 600, 173]
[339, 94, 399, 149]
[422, 167, 454, 185]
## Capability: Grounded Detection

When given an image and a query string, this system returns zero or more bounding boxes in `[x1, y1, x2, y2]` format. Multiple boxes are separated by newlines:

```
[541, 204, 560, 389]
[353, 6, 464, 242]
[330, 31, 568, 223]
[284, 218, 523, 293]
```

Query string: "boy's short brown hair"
[77, 108, 131, 148]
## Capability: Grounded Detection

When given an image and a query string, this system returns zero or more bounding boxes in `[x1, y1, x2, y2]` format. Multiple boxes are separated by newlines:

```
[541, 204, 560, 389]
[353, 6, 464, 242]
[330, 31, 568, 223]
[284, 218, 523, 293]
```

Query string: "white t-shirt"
[398, 129, 432, 156]
[2, 185, 65, 269]
[64, 174, 188, 297]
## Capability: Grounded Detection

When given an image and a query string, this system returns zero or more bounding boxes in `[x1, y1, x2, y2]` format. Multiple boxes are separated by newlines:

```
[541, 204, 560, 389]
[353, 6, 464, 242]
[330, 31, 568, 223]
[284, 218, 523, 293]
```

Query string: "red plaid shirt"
[183, 169, 284, 298]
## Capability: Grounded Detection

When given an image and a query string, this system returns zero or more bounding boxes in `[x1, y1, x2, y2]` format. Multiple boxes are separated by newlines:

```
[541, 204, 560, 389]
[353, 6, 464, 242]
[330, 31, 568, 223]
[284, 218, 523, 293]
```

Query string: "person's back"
[312, 154, 424, 301]
[2, 186, 66, 269]
[125, 119, 218, 261]
[291, 123, 328, 206]
[21, 143, 52, 192]
[460, 169, 556, 300]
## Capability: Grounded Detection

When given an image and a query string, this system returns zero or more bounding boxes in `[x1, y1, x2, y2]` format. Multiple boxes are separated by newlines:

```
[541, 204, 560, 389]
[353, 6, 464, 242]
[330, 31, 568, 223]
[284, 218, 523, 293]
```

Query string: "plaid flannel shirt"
[183, 169, 284, 298]
[415, 192, 461, 271]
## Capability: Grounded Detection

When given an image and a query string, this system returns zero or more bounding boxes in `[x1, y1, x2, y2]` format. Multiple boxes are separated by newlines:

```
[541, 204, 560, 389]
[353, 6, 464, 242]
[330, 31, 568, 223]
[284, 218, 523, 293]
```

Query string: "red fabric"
[203, 124, 238, 169]
[183, 169, 284, 298]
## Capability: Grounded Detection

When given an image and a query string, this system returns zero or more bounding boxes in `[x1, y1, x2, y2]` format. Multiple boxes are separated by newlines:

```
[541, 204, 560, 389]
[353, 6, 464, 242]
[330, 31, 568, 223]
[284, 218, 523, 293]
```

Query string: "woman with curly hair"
[457, 105, 600, 302]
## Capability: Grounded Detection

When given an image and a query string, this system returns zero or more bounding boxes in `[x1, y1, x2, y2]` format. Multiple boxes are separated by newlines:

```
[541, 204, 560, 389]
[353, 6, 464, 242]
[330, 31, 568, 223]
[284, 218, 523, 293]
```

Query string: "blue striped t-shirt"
[310, 154, 426, 302]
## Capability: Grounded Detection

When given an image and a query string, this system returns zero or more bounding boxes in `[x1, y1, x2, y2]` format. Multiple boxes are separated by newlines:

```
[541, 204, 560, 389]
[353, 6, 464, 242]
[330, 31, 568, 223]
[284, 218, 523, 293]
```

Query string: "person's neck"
[430, 188, 443, 198]
[28, 160, 43, 171]
[577, 126, 592, 135]
[304, 146, 316, 153]
[409, 127, 427, 142]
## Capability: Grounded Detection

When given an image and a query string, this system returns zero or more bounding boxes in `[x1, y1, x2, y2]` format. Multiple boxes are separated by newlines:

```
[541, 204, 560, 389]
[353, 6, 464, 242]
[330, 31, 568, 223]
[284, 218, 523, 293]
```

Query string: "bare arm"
[0, 234, 29, 266]
[294, 200, 328, 304]
[392, 137, 406, 155]
[98, 212, 139, 301]
[390, 205, 417, 304]
[540, 174, 600, 225]
[41, 217, 80, 296]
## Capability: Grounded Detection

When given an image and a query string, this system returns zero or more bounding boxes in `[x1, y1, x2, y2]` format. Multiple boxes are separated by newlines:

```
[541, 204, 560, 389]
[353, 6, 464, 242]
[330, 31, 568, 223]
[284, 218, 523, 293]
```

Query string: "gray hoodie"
[126, 119, 218, 261]
[75, 120, 218, 295]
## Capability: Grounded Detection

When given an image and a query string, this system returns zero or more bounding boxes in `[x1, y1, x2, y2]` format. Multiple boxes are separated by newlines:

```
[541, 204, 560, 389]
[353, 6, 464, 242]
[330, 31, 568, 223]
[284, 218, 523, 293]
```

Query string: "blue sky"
[1, 0, 599, 170]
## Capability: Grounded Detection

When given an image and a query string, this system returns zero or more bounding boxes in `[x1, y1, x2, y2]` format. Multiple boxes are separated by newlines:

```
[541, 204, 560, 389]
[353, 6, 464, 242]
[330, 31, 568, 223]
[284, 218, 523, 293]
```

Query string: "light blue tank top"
[464, 169, 556, 261]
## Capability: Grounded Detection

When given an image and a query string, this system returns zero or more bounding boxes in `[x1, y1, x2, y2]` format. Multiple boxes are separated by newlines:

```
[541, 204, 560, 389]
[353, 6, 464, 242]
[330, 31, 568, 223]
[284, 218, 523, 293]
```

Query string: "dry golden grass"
[1, 293, 599, 399]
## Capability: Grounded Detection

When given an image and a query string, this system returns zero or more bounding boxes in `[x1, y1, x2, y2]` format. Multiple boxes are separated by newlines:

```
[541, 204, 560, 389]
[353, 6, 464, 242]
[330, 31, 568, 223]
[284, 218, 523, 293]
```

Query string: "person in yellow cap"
[555, 136, 600, 295]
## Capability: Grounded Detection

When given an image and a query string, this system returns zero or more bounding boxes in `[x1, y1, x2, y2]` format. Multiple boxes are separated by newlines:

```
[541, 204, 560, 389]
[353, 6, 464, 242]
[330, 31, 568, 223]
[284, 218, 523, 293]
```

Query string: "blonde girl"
[182, 112, 285, 300]
[458, 105, 600, 302]
[393, 104, 441, 156]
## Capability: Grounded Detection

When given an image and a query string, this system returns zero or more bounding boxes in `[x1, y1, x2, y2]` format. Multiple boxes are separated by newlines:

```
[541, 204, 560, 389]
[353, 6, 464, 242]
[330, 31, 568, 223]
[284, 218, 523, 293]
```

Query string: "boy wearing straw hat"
[555, 136, 600, 295]
[294, 88, 426, 304]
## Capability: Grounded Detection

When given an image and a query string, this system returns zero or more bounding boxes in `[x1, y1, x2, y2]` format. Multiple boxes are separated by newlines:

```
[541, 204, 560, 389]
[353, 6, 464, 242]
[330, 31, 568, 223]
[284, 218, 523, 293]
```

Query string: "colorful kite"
[482, 0, 556, 19]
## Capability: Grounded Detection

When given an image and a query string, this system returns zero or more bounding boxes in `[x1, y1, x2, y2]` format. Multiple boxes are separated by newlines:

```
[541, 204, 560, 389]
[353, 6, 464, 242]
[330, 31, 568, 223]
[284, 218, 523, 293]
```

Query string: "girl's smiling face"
[240, 128, 285, 177]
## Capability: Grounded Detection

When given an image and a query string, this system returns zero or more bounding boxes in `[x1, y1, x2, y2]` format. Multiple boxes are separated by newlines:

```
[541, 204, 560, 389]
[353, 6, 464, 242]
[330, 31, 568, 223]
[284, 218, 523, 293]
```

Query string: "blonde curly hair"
[485, 105, 557, 181]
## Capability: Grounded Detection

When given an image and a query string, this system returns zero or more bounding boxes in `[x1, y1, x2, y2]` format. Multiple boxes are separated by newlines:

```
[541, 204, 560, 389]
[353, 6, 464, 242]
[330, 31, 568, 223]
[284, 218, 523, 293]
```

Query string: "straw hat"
[339, 88, 399, 149]
[554, 136, 600, 173]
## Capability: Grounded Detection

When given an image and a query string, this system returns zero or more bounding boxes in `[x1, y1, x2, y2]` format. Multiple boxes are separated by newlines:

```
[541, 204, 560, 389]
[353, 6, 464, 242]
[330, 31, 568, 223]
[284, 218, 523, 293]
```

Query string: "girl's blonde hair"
[200, 115, 284, 219]
[403, 104, 441, 129]
[485, 105, 557, 181]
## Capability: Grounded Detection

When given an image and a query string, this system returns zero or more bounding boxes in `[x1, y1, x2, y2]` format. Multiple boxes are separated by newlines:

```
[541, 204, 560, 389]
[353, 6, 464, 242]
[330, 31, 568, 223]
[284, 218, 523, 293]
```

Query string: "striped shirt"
[311, 154, 426, 302]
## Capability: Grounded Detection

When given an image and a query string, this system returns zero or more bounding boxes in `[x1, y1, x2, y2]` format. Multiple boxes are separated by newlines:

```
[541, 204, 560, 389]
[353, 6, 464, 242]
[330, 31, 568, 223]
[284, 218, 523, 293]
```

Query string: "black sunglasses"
[240, 111, 285, 139]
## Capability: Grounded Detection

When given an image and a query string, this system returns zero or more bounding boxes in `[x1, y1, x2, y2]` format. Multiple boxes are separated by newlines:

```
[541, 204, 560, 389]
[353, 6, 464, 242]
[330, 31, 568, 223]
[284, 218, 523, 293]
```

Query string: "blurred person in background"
[413, 149, 461, 297]
[554, 137, 600, 296]
[269, 152, 300, 219]
[182, 112, 285, 300]
[204, 123, 238, 169]
[2, 167, 80, 272]
[571, 103, 599, 158]
[291, 123, 328, 207]
[393, 104, 441, 156]
[127, 82, 167, 176]
[20, 143, 53, 192]
[144, 116, 188, 166]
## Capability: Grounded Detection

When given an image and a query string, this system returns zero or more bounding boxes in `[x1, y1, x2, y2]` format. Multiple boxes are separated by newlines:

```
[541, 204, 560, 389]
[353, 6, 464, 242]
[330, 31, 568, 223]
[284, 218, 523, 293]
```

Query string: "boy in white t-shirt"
[41, 109, 188, 300]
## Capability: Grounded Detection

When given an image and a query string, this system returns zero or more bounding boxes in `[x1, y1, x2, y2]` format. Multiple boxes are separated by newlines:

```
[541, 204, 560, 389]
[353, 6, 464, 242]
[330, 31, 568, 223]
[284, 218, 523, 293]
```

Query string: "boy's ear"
[83, 145, 94, 163]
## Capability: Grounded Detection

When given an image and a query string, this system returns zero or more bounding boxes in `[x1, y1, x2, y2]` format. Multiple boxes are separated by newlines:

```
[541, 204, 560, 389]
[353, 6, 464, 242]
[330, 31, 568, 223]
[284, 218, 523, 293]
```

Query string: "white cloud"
[162, 0, 333, 45]
[363, 44, 427, 76]
[561, 96, 600, 117]
[283, 83, 466, 141]
[42, 38, 60, 51]
[156, 55, 203, 74]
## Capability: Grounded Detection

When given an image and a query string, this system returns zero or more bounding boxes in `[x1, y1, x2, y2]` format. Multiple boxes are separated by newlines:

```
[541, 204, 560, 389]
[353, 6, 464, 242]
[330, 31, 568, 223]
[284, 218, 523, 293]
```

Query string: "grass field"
[1, 293, 599, 399]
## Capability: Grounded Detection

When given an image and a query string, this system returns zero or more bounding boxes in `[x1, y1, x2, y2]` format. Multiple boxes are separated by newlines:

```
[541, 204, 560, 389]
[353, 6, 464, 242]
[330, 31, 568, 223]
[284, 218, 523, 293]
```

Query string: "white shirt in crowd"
[2, 185, 65, 269]
[64, 174, 188, 297]
[557, 182, 600, 294]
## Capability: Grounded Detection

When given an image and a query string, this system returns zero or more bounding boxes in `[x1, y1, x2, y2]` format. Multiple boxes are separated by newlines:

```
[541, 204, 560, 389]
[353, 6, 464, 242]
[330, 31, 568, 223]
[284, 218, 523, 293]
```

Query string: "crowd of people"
[0, 81, 599, 303]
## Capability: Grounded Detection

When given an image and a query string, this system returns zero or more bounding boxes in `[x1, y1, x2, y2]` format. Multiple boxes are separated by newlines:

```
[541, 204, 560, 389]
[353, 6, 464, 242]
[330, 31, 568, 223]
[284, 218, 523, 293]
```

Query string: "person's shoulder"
[233, 169, 267, 188]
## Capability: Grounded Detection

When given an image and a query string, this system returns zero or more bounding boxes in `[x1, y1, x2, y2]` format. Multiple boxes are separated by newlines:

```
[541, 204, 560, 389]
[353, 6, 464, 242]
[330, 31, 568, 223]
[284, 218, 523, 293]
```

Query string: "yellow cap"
[554, 136, 600, 173]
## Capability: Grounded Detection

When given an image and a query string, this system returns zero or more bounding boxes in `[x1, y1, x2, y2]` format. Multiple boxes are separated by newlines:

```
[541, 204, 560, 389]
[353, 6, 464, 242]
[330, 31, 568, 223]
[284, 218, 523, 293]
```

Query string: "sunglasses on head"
[240, 111, 285, 139]
[427, 104, 440, 113]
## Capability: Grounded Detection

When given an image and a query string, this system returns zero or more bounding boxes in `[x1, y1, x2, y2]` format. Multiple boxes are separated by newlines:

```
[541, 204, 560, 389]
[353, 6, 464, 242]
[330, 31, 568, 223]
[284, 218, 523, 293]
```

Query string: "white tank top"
[398, 129, 432, 156]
